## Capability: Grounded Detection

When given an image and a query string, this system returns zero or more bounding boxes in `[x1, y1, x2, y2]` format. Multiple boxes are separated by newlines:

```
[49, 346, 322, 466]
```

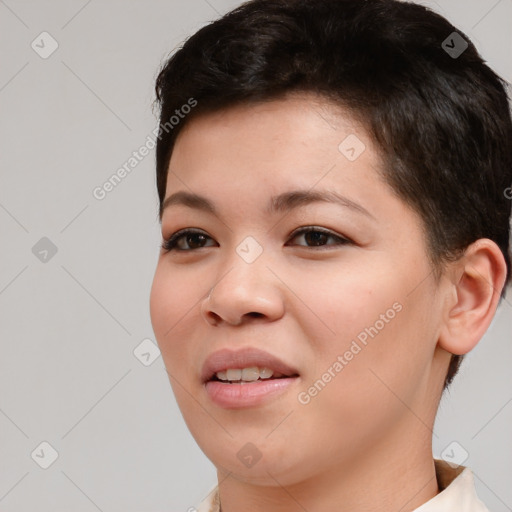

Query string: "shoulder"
[196, 484, 219, 512]
[413, 459, 491, 512]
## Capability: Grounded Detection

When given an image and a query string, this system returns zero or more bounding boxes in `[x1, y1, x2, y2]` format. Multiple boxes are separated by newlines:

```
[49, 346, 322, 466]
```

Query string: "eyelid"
[286, 226, 353, 248]
[287, 225, 350, 241]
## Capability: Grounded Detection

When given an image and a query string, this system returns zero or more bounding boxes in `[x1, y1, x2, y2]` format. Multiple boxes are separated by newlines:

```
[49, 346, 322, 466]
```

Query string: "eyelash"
[160, 226, 353, 253]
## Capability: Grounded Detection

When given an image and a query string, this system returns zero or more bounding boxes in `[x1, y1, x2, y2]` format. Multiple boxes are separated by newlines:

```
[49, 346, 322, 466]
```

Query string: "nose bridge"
[203, 234, 285, 324]
[217, 234, 272, 296]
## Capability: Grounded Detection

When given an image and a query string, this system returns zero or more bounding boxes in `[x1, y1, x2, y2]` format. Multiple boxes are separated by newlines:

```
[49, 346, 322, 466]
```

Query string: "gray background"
[0, 0, 510, 511]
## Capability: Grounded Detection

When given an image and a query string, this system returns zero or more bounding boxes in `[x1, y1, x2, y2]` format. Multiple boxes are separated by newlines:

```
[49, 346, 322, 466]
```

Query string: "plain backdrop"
[0, 0, 511, 511]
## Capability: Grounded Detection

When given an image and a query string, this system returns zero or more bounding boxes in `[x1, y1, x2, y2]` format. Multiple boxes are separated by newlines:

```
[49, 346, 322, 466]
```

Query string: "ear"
[438, 239, 507, 355]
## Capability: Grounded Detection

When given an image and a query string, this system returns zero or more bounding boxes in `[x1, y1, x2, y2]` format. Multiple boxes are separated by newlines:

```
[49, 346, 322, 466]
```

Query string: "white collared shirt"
[196, 459, 490, 512]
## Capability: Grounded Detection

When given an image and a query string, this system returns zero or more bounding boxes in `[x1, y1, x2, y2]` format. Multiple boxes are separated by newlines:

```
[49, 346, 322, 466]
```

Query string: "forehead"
[167, 92, 381, 189]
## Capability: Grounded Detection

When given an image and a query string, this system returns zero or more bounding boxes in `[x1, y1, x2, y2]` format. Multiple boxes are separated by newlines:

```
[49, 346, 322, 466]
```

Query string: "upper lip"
[201, 347, 300, 383]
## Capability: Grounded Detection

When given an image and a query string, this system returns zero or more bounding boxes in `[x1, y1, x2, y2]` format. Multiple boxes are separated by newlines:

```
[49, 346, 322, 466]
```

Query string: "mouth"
[208, 367, 299, 384]
[201, 347, 300, 384]
[201, 347, 301, 408]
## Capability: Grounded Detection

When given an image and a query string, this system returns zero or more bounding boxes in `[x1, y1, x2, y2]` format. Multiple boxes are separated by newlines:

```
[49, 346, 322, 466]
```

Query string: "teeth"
[226, 368, 242, 381]
[215, 367, 275, 382]
[259, 367, 273, 379]
[241, 367, 260, 381]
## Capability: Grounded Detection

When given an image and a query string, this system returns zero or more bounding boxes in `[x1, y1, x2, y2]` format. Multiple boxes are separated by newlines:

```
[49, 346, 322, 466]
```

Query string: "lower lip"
[204, 377, 299, 408]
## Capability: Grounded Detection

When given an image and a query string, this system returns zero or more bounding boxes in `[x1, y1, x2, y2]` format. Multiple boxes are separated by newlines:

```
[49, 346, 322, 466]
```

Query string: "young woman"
[149, 1, 512, 510]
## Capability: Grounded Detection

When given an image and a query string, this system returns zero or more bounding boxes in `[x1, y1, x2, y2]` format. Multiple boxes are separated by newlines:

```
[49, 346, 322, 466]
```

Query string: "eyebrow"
[161, 189, 375, 220]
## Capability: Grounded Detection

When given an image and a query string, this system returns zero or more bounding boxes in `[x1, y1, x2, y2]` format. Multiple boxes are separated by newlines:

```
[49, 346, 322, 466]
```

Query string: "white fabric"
[195, 459, 490, 512]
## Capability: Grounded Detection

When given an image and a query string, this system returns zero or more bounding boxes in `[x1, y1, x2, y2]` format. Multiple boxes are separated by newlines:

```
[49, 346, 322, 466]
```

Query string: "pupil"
[187, 233, 206, 249]
[305, 231, 327, 246]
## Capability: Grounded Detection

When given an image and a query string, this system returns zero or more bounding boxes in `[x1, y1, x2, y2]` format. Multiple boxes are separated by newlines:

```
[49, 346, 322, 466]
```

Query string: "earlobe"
[438, 239, 507, 356]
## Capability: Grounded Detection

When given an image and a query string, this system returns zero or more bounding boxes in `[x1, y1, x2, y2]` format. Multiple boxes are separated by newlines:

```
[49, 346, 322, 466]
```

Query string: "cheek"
[306, 288, 435, 432]
[293, 323, 407, 464]
[149, 265, 171, 341]
[288, 260, 400, 351]
[149, 266, 196, 411]
[149, 264, 193, 356]
[296, 259, 434, 398]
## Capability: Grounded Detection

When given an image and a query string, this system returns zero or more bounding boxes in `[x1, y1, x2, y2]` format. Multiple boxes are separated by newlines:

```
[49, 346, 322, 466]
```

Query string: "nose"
[200, 255, 285, 327]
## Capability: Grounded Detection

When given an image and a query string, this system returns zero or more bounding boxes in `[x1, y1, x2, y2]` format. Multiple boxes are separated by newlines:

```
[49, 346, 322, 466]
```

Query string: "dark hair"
[153, 0, 512, 390]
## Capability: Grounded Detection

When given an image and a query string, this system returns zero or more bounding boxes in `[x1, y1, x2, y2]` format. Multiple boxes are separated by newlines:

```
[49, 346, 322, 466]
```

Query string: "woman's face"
[150, 93, 450, 485]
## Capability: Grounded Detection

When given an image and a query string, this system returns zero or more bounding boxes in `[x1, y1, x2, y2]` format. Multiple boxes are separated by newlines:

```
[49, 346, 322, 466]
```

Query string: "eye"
[161, 226, 352, 253]
[287, 226, 352, 249]
[161, 228, 217, 252]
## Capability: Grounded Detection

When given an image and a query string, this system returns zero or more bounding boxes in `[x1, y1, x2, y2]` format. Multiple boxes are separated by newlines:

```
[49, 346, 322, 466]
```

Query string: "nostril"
[206, 311, 222, 324]
[248, 312, 264, 318]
